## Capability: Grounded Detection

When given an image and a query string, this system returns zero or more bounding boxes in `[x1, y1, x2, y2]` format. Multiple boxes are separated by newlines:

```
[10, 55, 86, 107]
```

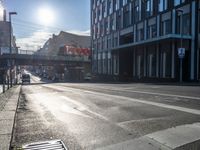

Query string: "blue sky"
[3, 0, 90, 50]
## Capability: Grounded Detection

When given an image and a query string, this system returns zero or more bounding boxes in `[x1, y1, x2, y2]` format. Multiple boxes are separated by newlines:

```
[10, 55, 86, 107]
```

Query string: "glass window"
[123, 5, 130, 28]
[198, 9, 200, 33]
[176, 13, 190, 35]
[134, 1, 139, 22]
[182, 14, 190, 35]
[174, 0, 185, 6]
[147, 24, 157, 39]
[116, 11, 121, 30]
[137, 28, 144, 41]
[161, 19, 171, 35]
[158, 0, 168, 12]
[145, 0, 153, 17]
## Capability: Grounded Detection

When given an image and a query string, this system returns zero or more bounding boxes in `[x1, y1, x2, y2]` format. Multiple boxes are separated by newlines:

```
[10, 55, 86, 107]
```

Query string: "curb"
[0, 85, 21, 150]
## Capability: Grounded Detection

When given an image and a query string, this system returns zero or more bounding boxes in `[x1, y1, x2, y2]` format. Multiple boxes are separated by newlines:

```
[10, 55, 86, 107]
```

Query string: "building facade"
[36, 31, 91, 81]
[91, 0, 200, 81]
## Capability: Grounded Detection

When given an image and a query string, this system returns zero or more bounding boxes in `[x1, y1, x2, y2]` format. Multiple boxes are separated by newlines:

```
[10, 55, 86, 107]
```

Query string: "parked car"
[84, 73, 92, 81]
[22, 74, 30, 84]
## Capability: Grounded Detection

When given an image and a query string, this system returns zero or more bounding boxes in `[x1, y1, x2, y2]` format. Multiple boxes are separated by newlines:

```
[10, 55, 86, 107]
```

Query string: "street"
[11, 73, 200, 150]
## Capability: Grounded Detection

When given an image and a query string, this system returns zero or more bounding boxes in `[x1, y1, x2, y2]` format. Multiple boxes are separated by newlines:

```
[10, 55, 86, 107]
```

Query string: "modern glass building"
[91, 0, 200, 81]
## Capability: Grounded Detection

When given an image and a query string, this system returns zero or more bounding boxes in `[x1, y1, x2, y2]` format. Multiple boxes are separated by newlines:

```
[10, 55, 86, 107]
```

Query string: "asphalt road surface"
[11, 73, 200, 150]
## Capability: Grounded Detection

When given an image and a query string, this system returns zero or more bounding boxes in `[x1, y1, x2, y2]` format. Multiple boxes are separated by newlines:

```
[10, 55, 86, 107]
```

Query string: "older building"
[0, 10, 17, 55]
[91, 0, 200, 82]
[38, 31, 91, 55]
[36, 31, 91, 81]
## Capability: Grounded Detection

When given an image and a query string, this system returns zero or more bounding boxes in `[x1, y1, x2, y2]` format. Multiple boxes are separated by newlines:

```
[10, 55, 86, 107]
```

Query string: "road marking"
[82, 90, 200, 116]
[45, 85, 200, 116]
[61, 84, 200, 100]
[121, 89, 200, 100]
[117, 117, 166, 126]
[88, 86, 200, 100]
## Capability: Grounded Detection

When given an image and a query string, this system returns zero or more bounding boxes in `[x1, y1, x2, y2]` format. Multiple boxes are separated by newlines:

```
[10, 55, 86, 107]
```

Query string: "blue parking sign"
[178, 48, 185, 58]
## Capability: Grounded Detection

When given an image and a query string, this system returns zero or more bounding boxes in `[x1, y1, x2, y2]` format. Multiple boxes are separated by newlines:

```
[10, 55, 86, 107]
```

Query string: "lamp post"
[9, 12, 17, 88]
[176, 9, 184, 83]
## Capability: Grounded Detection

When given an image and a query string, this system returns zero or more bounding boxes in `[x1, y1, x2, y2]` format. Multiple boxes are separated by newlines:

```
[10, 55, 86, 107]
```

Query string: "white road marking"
[117, 117, 166, 126]
[121, 89, 200, 100]
[60, 84, 200, 100]
[44, 85, 200, 116]
[83, 90, 200, 115]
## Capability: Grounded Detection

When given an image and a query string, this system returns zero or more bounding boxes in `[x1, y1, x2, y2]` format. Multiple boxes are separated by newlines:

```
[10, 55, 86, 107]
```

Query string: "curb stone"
[0, 86, 21, 150]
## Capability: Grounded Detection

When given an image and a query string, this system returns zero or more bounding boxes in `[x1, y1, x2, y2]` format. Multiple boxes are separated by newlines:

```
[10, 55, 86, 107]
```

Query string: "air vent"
[22, 139, 68, 150]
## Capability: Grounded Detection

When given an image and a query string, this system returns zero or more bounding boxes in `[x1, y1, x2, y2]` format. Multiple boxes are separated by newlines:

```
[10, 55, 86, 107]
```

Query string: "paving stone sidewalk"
[0, 86, 21, 150]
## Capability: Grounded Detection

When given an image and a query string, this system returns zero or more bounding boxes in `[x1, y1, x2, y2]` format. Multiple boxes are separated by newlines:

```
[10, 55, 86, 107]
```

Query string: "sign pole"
[180, 58, 183, 83]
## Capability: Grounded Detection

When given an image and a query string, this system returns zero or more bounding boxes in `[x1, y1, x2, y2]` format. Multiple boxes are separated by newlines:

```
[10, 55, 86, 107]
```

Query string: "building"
[91, 0, 200, 82]
[0, 9, 18, 86]
[38, 31, 91, 55]
[36, 31, 91, 81]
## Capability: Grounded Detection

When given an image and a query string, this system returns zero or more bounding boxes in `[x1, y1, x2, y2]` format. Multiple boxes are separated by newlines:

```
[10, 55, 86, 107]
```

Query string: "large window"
[137, 28, 144, 41]
[123, 5, 130, 28]
[116, 11, 121, 30]
[147, 48, 156, 77]
[158, 0, 168, 12]
[145, 0, 153, 17]
[198, 8, 200, 33]
[147, 24, 157, 39]
[161, 19, 171, 35]
[134, 0, 140, 22]
[174, 0, 185, 6]
[176, 13, 190, 35]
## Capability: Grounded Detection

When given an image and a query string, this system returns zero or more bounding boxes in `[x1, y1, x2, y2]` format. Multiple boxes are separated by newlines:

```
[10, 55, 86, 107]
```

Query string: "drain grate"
[22, 139, 68, 150]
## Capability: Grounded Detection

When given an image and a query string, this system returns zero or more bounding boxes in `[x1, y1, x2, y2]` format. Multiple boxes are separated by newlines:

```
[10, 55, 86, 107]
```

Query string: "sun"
[38, 7, 55, 26]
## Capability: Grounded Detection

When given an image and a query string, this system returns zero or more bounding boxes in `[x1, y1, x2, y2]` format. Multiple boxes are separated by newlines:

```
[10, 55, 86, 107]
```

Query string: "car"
[84, 73, 92, 81]
[22, 74, 31, 84]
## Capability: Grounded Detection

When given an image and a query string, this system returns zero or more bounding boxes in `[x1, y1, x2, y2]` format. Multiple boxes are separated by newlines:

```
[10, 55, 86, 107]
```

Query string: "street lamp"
[9, 12, 17, 88]
[176, 9, 184, 83]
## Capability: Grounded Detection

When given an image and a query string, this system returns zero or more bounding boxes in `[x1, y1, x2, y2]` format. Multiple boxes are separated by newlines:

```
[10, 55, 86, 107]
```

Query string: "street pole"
[9, 12, 17, 88]
[177, 9, 184, 83]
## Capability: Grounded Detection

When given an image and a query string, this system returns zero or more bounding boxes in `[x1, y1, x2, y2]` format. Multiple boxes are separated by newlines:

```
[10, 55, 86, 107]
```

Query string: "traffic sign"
[178, 48, 185, 58]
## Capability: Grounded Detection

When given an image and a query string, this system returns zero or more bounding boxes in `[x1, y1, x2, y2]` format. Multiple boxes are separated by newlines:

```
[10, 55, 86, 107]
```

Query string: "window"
[116, 11, 121, 30]
[182, 14, 190, 35]
[147, 24, 157, 39]
[104, 19, 108, 34]
[145, 0, 153, 17]
[113, 0, 117, 11]
[174, 0, 185, 6]
[120, 33, 133, 45]
[107, 0, 112, 15]
[161, 19, 171, 35]
[110, 16, 115, 32]
[134, 1, 139, 22]
[147, 49, 156, 77]
[102, 1, 106, 18]
[198, 9, 200, 33]
[137, 28, 144, 41]
[123, 5, 130, 28]
[176, 13, 190, 35]
[158, 0, 168, 12]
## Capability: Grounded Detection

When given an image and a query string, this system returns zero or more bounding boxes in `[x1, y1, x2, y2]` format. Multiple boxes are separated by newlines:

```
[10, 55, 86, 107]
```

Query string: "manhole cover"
[22, 139, 68, 150]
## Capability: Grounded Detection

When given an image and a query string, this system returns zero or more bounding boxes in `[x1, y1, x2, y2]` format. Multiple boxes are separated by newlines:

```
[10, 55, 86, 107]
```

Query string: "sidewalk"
[0, 85, 21, 150]
[97, 123, 200, 150]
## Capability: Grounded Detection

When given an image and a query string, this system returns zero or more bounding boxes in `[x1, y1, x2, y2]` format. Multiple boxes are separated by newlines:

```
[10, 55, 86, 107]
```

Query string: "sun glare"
[0, 4, 4, 20]
[38, 7, 55, 26]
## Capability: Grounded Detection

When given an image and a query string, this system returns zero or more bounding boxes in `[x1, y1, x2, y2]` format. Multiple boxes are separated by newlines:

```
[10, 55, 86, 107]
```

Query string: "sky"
[1, 0, 90, 51]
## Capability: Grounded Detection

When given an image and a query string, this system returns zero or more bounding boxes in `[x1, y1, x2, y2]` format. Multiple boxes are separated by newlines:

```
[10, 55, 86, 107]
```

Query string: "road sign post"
[178, 48, 185, 82]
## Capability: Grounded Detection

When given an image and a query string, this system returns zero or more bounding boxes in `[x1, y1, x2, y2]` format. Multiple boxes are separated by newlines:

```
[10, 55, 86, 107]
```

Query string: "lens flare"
[38, 7, 55, 26]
